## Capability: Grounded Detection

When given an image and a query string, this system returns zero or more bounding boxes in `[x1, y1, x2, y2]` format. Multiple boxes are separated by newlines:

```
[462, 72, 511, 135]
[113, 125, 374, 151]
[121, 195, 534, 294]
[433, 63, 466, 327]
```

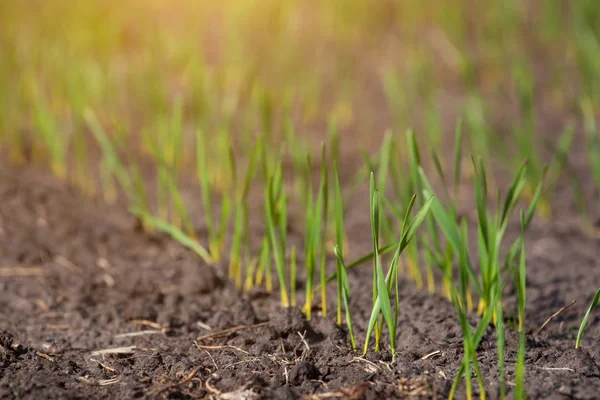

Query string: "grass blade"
[134, 210, 213, 264]
[575, 287, 600, 349]
[320, 142, 329, 316]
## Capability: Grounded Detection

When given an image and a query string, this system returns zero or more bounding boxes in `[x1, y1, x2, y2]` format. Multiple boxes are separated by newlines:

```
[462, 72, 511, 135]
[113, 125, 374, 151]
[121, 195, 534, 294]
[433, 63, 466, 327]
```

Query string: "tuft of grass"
[415, 127, 545, 396]
[364, 172, 433, 357]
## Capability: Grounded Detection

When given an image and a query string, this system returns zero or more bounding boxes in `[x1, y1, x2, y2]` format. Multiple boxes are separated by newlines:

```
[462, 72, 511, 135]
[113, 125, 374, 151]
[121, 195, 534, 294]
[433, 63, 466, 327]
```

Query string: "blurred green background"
[1, 0, 599, 210]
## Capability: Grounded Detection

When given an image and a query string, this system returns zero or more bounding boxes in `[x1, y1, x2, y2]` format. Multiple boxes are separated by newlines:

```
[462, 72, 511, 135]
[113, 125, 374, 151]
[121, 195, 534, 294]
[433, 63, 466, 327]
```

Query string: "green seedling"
[369, 174, 383, 349]
[403, 131, 428, 287]
[423, 155, 541, 316]
[334, 162, 345, 326]
[144, 118, 175, 223]
[167, 96, 184, 176]
[514, 214, 527, 399]
[133, 209, 213, 264]
[421, 150, 544, 397]
[319, 143, 329, 316]
[285, 120, 311, 208]
[377, 131, 399, 244]
[290, 245, 297, 308]
[33, 95, 67, 180]
[196, 129, 231, 261]
[450, 220, 499, 400]
[300, 144, 328, 318]
[449, 287, 492, 400]
[265, 160, 290, 307]
[303, 153, 319, 319]
[575, 287, 600, 349]
[426, 122, 465, 296]
[329, 118, 340, 169]
[582, 98, 600, 197]
[158, 165, 196, 238]
[129, 165, 152, 231]
[453, 119, 464, 210]
[333, 246, 357, 351]
[71, 119, 94, 197]
[230, 139, 261, 289]
[364, 173, 433, 357]
[84, 108, 134, 204]
[144, 118, 195, 235]
[255, 236, 272, 291]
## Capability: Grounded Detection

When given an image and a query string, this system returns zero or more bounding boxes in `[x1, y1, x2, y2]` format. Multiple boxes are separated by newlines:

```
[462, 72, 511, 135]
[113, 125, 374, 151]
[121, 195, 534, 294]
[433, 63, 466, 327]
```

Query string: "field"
[1, 0, 600, 399]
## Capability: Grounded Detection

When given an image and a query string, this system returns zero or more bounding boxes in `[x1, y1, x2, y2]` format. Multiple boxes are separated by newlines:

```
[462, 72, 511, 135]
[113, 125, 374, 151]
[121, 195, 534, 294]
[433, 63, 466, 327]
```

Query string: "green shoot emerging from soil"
[576, 287, 600, 349]
[364, 173, 433, 357]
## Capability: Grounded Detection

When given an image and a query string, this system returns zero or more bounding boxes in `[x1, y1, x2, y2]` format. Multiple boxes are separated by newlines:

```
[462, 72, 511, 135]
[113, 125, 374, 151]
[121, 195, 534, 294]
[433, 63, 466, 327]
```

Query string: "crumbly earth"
[1, 163, 600, 400]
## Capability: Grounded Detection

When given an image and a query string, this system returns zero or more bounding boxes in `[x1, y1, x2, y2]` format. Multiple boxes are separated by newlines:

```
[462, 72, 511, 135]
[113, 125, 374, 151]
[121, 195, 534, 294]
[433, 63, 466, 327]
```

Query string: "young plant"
[84, 109, 135, 205]
[290, 245, 297, 308]
[33, 95, 68, 180]
[582, 98, 600, 199]
[144, 119, 172, 223]
[376, 131, 398, 245]
[369, 174, 384, 350]
[319, 142, 330, 316]
[575, 287, 600, 349]
[85, 110, 126, 204]
[333, 245, 357, 351]
[196, 129, 231, 261]
[334, 162, 345, 326]
[426, 156, 539, 315]
[448, 220, 497, 400]
[407, 130, 444, 291]
[255, 236, 272, 291]
[364, 173, 434, 357]
[230, 139, 261, 289]
[514, 214, 528, 399]
[144, 121, 196, 237]
[163, 166, 196, 239]
[133, 211, 213, 264]
[449, 288, 492, 400]
[71, 119, 94, 197]
[303, 154, 319, 319]
[421, 153, 545, 398]
[265, 160, 290, 307]
[285, 120, 312, 208]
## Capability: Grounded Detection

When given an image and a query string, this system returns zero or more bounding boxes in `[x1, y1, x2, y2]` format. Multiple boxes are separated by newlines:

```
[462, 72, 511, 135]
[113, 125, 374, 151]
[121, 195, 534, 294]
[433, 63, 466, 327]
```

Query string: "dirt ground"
[1, 151, 600, 400]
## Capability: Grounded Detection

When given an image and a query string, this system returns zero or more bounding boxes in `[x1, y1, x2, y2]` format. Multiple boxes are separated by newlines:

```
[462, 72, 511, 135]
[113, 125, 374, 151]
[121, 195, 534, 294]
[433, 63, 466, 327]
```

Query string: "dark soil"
[1, 162, 600, 400]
